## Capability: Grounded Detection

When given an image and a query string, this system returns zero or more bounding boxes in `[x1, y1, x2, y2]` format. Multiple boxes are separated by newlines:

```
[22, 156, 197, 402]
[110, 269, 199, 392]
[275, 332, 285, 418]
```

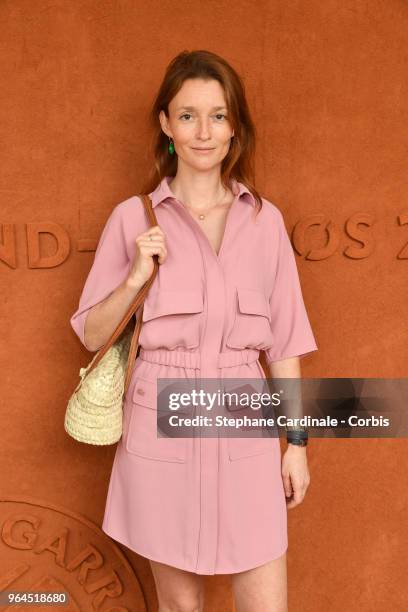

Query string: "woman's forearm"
[268, 355, 300, 379]
[268, 356, 307, 447]
[84, 274, 146, 351]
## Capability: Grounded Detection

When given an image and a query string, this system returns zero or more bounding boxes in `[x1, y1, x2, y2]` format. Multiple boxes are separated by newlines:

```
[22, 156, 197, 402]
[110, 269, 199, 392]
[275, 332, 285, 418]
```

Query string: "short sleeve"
[70, 203, 131, 351]
[263, 211, 318, 364]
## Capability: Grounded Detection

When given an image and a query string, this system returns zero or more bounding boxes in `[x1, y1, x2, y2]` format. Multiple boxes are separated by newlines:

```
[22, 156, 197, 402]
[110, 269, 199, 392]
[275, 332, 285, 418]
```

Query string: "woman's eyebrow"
[176, 106, 227, 111]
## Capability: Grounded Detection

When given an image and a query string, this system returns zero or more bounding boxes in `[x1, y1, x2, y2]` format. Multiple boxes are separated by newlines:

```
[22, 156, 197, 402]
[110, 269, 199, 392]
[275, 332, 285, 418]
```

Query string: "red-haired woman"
[71, 50, 318, 612]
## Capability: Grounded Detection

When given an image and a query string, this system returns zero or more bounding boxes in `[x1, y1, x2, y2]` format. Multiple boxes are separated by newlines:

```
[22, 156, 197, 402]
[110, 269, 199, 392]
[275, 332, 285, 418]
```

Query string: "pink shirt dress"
[70, 175, 318, 575]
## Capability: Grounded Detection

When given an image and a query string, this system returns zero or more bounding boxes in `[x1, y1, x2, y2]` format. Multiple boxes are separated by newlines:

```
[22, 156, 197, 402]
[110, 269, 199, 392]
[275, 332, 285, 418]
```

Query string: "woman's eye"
[179, 113, 227, 121]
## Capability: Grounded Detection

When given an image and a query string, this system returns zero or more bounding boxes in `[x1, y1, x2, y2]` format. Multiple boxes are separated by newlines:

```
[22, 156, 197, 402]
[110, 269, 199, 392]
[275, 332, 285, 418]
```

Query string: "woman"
[70, 50, 318, 612]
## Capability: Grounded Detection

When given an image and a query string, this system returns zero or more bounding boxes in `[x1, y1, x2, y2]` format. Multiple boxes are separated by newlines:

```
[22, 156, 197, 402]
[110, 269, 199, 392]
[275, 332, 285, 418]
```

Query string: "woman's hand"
[128, 225, 168, 286]
[281, 444, 310, 509]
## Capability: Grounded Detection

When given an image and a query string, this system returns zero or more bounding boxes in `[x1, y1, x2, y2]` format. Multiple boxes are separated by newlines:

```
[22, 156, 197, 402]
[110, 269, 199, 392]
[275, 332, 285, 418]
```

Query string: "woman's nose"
[196, 119, 211, 139]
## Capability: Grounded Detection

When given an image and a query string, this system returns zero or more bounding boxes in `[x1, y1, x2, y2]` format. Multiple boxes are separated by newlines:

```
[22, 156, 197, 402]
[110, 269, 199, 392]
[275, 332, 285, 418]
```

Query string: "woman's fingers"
[282, 473, 293, 499]
[135, 225, 167, 263]
[138, 224, 165, 239]
[285, 475, 310, 509]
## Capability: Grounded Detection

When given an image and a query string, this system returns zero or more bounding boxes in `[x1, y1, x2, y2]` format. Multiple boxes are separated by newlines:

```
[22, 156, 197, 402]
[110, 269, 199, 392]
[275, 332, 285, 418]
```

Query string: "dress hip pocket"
[125, 377, 188, 463]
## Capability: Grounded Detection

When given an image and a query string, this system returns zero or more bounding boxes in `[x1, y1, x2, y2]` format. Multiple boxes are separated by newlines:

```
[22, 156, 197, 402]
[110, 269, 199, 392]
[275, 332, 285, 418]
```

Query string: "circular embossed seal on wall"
[0, 496, 146, 611]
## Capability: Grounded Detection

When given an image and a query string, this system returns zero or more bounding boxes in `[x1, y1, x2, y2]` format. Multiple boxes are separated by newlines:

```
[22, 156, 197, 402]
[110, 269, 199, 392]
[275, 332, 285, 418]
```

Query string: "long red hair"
[140, 49, 263, 216]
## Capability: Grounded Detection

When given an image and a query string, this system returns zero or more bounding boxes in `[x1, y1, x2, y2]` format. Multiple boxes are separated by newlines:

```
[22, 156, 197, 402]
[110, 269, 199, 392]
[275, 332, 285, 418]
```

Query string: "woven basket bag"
[65, 194, 159, 445]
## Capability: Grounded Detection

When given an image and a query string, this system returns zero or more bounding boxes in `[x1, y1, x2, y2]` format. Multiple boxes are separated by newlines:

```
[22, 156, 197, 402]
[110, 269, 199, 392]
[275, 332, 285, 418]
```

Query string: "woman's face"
[159, 78, 234, 171]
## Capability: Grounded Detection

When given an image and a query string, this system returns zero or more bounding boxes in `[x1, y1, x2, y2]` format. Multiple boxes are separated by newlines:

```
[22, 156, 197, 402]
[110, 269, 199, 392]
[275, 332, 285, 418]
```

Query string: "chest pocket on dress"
[226, 287, 274, 350]
[139, 289, 204, 350]
[125, 377, 189, 463]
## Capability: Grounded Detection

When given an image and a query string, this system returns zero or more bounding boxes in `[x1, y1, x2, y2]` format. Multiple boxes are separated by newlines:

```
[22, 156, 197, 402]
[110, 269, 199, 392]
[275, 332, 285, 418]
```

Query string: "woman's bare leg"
[149, 559, 205, 612]
[230, 551, 288, 612]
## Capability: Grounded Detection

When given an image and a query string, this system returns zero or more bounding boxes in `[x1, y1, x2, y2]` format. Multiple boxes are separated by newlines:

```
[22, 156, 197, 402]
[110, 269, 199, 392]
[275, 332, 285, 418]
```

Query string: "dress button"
[136, 388, 145, 396]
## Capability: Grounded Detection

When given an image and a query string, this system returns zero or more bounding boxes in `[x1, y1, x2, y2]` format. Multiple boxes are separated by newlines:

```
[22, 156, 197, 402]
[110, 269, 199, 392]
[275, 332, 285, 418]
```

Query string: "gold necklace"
[185, 187, 231, 220]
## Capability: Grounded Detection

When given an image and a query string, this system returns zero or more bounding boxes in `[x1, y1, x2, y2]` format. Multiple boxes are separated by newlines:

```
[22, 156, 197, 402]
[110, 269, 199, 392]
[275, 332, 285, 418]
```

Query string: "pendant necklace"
[185, 187, 231, 221]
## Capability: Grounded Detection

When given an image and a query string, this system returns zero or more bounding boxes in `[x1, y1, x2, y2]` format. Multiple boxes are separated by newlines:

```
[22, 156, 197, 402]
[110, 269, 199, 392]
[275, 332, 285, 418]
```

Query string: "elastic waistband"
[138, 348, 260, 369]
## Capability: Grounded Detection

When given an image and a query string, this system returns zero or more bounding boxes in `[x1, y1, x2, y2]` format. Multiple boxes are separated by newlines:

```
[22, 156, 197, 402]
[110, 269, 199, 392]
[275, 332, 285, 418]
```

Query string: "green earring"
[168, 137, 175, 155]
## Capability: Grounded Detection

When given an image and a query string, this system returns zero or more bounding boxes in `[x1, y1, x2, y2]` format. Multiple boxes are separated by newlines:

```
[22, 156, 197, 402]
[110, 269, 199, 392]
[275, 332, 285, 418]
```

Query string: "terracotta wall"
[1, 1, 407, 610]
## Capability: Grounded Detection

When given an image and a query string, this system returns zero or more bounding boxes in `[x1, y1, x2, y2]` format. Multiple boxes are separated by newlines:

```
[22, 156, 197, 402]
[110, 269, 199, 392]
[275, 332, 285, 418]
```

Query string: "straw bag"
[65, 194, 159, 445]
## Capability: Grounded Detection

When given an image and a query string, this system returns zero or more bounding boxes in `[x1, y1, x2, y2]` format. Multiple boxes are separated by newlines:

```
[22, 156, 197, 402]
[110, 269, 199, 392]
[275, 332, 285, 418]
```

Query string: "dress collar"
[148, 175, 256, 208]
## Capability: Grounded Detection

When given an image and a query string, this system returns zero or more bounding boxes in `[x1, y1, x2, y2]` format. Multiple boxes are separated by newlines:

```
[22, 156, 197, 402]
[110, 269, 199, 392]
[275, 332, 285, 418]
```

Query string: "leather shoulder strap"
[79, 194, 159, 395]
